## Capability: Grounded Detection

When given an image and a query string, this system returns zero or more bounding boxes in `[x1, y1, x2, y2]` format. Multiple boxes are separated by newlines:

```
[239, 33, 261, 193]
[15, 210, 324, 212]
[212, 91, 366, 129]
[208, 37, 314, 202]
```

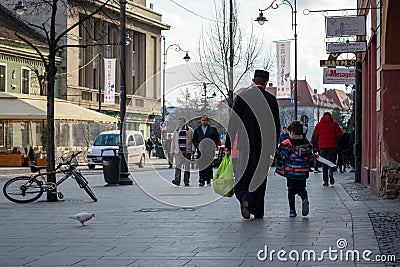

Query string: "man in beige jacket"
[171, 118, 194, 186]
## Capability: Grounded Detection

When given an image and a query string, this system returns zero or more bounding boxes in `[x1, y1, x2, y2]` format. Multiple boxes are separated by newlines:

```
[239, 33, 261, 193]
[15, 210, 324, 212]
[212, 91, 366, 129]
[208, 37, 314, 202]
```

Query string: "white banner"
[104, 58, 116, 105]
[276, 41, 291, 99]
[323, 68, 355, 85]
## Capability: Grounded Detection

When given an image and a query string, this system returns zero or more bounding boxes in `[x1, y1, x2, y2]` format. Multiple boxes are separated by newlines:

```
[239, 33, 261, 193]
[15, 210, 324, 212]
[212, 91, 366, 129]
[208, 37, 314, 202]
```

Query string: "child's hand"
[314, 152, 319, 159]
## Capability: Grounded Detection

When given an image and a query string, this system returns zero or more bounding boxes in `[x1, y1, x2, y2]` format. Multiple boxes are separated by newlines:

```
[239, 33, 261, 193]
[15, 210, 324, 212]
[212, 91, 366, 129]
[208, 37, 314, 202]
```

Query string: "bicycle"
[3, 151, 97, 203]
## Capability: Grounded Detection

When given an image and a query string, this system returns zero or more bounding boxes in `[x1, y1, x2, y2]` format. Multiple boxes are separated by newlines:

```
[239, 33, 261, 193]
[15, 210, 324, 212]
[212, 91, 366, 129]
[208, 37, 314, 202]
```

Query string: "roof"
[265, 80, 317, 107]
[0, 4, 47, 47]
[0, 92, 118, 123]
[237, 79, 352, 110]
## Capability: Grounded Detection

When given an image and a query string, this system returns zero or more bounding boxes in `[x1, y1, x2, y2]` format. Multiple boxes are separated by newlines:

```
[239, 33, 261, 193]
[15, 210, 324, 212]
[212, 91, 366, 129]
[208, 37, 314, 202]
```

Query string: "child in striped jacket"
[275, 120, 315, 217]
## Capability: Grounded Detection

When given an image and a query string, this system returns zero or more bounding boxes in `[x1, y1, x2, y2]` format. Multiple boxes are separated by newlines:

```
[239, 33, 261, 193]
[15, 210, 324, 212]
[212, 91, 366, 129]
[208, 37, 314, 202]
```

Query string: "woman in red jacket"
[312, 112, 342, 186]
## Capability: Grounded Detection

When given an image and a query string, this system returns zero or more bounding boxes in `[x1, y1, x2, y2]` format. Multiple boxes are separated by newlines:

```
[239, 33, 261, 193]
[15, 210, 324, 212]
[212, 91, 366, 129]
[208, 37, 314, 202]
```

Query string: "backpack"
[275, 139, 314, 179]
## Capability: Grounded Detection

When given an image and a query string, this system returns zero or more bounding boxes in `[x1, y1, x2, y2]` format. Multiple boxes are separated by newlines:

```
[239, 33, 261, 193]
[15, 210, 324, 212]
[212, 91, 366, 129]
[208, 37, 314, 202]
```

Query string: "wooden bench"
[0, 153, 24, 167]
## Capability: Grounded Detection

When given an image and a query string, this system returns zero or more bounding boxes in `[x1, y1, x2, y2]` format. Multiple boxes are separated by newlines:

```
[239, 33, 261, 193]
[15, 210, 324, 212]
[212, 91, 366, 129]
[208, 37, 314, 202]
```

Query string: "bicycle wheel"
[3, 176, 44, 203]
[74, 172, 97, 202]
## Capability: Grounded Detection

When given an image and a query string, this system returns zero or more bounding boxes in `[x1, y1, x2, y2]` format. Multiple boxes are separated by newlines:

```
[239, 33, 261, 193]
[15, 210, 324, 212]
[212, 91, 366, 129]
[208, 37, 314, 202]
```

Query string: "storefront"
[0, 92, 117, 166]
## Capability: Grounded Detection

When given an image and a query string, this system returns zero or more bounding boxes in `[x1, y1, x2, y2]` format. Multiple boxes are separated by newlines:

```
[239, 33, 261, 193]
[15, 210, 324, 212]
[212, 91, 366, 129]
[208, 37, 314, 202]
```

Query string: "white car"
[87, 130, 146, 169]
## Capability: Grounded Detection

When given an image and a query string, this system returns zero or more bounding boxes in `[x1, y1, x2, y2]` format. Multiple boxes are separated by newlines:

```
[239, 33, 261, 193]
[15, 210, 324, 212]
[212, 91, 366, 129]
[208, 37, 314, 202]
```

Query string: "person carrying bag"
[212, 154, 234, 197]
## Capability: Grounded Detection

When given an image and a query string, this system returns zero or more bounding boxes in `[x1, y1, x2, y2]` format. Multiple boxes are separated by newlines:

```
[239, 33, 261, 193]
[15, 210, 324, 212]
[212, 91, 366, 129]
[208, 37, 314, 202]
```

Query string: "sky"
[148, 0, 358, 94]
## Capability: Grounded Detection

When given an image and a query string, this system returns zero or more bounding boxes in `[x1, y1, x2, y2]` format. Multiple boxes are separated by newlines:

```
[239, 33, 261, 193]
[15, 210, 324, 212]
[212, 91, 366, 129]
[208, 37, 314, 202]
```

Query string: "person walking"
[312, 112, 342, 186]
[275, 121, 314, 217]
[279, 127, 290, 143]
[311, 136, 321, 173]
[153, 138, 162, 158]
[192, 115, 220, 186]
[145, 139, 153, 159]
[164, 134, 173, 168]
[226, 69, 280, 219]
[349, 123, 356, 172]
[338, 127, 351, 173]
[171, 118, 194, 187]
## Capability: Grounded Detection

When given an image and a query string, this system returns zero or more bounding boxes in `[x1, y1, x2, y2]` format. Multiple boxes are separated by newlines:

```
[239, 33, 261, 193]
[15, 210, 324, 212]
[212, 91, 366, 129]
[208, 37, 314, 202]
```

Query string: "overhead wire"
[168, 0, 218, 22]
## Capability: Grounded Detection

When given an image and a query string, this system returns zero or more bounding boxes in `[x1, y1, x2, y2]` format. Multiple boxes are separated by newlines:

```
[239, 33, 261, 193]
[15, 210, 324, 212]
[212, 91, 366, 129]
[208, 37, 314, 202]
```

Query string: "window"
[134, 134, 144, 145]
[135, 99, 144, 107]
[128, 135, 135, 146]
[82, 91, 92, 101]
[21, 68, 30, 94]
[0, 65, 6, 92]
[94, 134, 120, 146]
[0, 123, 3, 147]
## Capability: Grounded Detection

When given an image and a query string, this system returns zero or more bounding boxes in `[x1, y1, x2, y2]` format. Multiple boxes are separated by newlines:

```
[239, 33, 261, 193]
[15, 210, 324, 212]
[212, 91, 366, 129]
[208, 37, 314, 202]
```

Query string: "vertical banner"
[104, 58, 116, 105]
[276, 41, 291, 99]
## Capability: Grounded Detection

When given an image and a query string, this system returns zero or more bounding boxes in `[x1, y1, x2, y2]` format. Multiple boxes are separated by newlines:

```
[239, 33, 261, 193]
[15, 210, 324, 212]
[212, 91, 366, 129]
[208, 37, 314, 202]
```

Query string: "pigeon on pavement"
[69, 212, 95, 226]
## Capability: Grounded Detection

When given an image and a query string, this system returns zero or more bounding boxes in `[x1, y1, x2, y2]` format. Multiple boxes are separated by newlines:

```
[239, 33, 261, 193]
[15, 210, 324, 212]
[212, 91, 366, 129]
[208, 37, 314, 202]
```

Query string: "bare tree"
[11, 0, 116, 201]
[196, 0, 273, 106]
[174, 87, 219, 120]
[279, 107, 295, 129]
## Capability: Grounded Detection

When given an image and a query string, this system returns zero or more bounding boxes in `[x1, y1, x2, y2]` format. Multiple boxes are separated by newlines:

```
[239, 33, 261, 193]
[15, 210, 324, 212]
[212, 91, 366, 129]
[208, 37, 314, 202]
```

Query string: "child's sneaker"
[302, 199, 309, 216]
[289, 210, 297, 217]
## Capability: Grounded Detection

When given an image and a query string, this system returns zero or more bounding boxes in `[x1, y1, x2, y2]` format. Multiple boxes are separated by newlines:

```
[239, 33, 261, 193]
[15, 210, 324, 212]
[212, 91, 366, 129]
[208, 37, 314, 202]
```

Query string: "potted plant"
[28, 147, 35, 166]
[36, 126, 47, 166]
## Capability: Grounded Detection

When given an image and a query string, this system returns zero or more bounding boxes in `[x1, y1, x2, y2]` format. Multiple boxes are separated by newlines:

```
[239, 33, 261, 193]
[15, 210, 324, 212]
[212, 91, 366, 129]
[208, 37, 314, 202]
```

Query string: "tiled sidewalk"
[0, 166, 398, 266]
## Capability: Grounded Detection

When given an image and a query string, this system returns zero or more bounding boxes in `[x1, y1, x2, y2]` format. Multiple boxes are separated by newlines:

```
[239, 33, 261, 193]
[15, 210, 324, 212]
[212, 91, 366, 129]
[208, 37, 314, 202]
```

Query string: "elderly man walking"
[171, 118, 194, 187]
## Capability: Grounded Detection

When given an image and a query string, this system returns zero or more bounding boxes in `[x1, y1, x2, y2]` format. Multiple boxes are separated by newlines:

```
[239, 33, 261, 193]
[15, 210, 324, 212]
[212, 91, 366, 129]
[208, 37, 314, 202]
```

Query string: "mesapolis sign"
[323, 68, 355, 85]
[320, 59, 355, 67]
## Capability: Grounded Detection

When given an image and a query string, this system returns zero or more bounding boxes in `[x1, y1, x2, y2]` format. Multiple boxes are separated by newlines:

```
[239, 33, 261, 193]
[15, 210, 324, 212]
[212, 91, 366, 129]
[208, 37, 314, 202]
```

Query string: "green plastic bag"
[212, 155, 234, 197]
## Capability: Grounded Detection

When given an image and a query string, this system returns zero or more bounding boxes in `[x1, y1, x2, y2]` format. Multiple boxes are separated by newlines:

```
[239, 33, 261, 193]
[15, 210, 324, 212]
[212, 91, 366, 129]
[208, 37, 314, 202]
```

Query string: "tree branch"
[14, 32, 48, 70]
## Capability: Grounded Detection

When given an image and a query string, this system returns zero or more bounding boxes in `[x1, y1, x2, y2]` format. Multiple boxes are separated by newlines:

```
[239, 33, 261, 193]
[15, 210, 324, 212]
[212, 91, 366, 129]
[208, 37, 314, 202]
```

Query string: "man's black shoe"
[172, 180, 180, 186]
[199, 182, 204, 187]
[241, 201, 250, 219]
[323, 182, 329, 186]
[184, 183, 189, 187]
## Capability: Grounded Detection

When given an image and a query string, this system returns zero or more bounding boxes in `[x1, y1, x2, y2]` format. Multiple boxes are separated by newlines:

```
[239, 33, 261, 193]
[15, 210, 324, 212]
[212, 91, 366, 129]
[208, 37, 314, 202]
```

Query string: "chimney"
[324, 88, 327, 93]
[268, 82, 273, 87]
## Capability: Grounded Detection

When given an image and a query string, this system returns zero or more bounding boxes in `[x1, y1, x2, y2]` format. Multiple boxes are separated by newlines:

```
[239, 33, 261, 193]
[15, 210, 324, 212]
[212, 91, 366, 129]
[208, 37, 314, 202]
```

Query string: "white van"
[87, 130, 146, 169]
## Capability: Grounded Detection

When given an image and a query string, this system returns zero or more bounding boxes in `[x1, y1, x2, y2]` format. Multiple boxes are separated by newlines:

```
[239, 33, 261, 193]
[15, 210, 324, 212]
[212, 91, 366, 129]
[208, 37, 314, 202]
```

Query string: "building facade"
[63, 0, 169, 138]
[0, 0, 169, 140]
[266, 80, 353, 140]
[357, 0, 400, 198]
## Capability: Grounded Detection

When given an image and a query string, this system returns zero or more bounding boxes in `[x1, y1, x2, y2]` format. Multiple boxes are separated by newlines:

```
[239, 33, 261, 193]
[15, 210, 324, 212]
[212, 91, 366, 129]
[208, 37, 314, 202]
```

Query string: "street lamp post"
[256, 0, 298, 120]
[162, 36, 190, 123]
[118, 0, 132, 185]
[202, 83, 216, 112]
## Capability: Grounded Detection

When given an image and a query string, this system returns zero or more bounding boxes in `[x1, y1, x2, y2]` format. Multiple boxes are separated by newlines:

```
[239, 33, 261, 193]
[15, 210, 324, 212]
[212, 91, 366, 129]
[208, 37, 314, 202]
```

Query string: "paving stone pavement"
[0, 163, 399, 267]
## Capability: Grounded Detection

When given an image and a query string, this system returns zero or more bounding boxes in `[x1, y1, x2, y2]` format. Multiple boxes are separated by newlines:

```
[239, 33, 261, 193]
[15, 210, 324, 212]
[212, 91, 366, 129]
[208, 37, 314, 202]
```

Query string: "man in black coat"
[226, 69, 280, 219]
[192, 115, 220, 186]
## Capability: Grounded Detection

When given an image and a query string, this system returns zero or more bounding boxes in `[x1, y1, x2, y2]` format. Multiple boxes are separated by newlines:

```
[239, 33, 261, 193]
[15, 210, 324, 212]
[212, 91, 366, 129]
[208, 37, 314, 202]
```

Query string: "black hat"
[254, 69, 269, 80]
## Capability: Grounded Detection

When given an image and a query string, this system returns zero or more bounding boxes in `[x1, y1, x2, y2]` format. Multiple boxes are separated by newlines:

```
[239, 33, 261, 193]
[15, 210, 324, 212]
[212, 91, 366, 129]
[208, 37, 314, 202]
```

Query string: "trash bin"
[101, 148, 120, 184]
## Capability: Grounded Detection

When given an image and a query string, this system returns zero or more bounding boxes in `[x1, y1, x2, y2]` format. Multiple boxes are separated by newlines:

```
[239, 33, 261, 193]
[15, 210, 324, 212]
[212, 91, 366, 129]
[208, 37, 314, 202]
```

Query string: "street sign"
[323, 68, 355, 85]
[320, 59, 356, 67]
[326, 16, 366, 37]
[326, 41, 367, 53]
[160, 121, 166, 130]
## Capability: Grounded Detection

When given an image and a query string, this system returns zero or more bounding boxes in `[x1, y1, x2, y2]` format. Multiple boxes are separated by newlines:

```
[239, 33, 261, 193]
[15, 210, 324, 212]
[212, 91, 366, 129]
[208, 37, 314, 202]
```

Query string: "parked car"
[87, 130, 146, 169]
